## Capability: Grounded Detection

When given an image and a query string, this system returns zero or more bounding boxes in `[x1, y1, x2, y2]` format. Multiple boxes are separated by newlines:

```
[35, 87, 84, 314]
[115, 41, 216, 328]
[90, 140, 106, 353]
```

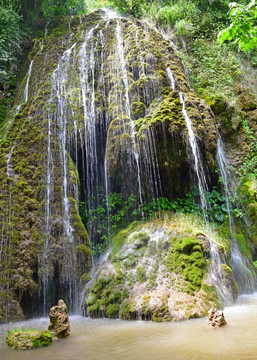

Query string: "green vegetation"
[166, 236, 207, 293]
[218, 1, 257, 52]
[85, 212, 228, 321]
[80, 187, 232, 256]
[41, 0, 86, 19]
[237, 119, 257, 177]
[6, 328, 53, 349]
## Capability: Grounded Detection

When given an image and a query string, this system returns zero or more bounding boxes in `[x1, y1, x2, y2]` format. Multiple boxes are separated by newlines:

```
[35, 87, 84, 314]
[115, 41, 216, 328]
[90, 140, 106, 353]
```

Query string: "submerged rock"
[208, 307, 227, 328]
[6, 330, 52, 350]
[48, 299, 70, 337]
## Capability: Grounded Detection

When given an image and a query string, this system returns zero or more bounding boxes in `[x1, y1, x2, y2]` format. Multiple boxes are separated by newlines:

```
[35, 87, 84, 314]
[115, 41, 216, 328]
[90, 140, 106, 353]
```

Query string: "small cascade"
[179, 93, 208, 214]
[52, 44, 76, 240]
[166, 68, 176, 91]
[79, 24, 100, 209]
[24, 60, 34, 102]
[6, 144, 15, 179]
[115, 20, 143, 204]
[217, 138, 257, 293]
[4, 59, 34, 173]
[179, 94, 232, 304]
[78, 22, 108, 250]
[43, 40, 78, 308]
[2, 59, 34, 140]
[103, 7, 121, 19]
[166, 68, 233, 304]
[166, 68, 208, 211]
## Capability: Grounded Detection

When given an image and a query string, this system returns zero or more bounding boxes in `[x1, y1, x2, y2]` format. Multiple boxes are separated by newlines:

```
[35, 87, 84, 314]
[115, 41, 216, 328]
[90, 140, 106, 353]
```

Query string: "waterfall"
[3, 10, 256, 319]
[24, 60, 34, 102]
[217, 137, 257, 293]
[166, 68, 208, 211]
[166, 68, 176, 91]
[179, 94, 232, 304]
[166, 68, 233, 304]
[115, 20, 143, 205]
[179, 93, 208, 214]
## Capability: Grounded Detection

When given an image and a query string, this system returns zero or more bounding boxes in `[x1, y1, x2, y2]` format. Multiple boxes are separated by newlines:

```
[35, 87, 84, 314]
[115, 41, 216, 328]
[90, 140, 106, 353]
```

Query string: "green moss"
[112, 222, 143, 254]
[106, 303, 120, 318]
[236, 233, 251, 258]
[91, 277, 112, 294]
[6, 329, 53, 350]
[87, 275, 122, 319]
[166, 236, 206, 293]
[152, 304, 171, 322]
[115, 271, 125, 285]
[177, 237, 202, 253]
[87, 293, 97, 306]
[201, 283, 220, 309]
[81, 273, 91, 283]
[121, 300, 136, 320]
[123, 288, 129, 300]
[76, 244, 92, 258]
[127, 271, 136, 285]
[220, 264, 239, 302]
[128, 231, 150, 248]
[136, 266, 147, 283]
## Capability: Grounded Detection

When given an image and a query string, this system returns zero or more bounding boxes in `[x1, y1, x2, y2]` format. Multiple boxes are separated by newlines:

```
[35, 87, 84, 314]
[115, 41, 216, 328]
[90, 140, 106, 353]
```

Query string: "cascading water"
[41, 39, 79, 310]
[217, 137, 257, 293]
[115, 20, 143, 204]
[179, 93, 208, 214]
[166, 67, 233, 305]
[2, 9, 256, 321]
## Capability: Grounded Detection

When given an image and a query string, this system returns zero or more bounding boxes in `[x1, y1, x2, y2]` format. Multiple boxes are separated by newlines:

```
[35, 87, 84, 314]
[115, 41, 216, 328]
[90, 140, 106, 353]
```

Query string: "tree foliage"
[0, 6, 25, 90]
[218, 0, 257, 52]
[41, 0, 86, 19]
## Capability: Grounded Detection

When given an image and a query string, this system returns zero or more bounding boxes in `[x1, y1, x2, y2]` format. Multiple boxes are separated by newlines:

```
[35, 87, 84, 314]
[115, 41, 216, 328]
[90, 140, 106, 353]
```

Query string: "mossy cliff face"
[83, 213, 238, 322]
[0, 10, 218, 322]
[213, 84, 257, 256]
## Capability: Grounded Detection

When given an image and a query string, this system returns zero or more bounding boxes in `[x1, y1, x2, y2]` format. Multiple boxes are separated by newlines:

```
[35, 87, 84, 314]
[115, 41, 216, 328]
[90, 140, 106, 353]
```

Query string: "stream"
[1, 293, 257, 360]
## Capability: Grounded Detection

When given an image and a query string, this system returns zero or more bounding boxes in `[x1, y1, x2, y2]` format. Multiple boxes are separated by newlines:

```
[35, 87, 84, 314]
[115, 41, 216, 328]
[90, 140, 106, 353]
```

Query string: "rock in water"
[208, 307, 227, 328]
[48, 299, 70, 337]
[6, 330, 52, 350]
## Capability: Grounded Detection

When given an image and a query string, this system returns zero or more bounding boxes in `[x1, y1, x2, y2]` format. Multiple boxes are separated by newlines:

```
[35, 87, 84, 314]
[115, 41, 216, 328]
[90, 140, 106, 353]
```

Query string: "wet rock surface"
[208, 307, 227, 328]
[83, 213, 229, 322]
[48, 299, 70, 337]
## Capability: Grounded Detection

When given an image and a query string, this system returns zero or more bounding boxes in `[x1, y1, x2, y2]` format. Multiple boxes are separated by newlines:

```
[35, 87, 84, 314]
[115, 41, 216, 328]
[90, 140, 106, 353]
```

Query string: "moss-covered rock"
[83, 212, 236, 322]
[6, 329, 53, 350]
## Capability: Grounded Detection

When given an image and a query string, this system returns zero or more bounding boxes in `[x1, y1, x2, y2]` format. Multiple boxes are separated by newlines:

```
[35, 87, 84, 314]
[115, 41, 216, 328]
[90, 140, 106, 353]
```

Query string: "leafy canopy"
[41, 0, 86, 19]
[218, 0, 257, 52]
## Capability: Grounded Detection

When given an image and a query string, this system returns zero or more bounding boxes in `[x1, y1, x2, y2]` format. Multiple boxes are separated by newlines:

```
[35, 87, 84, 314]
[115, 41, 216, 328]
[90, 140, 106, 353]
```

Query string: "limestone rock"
[208, 307, 227, 328]
[48, 299, 70, 337]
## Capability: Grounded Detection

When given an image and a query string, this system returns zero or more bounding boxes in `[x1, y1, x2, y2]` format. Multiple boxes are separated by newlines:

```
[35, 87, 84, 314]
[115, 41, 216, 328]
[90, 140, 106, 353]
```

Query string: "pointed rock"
[48, 299, 70, 337]
[208, 307, 227, 328]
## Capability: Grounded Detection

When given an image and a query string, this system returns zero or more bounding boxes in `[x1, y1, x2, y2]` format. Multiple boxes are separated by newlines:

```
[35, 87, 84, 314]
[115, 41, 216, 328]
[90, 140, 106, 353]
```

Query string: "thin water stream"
[1, 294, 257, 360]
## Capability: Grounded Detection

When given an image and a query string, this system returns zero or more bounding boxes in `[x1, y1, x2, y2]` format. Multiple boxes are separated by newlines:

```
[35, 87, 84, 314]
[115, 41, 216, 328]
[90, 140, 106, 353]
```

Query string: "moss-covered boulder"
[83, 212, 236, 322]
[6, 329, 53, 350]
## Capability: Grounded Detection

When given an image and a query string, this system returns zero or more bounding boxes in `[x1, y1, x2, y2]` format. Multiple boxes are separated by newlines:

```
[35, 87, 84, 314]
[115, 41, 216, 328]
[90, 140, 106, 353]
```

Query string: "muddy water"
[1, 294, 257, 360]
